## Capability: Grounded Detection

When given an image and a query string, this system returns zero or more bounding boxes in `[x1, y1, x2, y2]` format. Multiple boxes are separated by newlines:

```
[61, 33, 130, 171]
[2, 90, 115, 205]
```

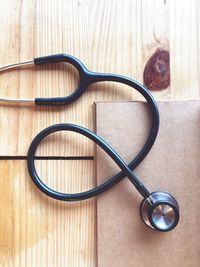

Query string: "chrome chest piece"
[140, 191, 179, 231]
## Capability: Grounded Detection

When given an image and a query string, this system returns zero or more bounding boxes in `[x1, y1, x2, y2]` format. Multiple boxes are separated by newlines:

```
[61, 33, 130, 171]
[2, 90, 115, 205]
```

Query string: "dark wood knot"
[143, 49, 170, 91]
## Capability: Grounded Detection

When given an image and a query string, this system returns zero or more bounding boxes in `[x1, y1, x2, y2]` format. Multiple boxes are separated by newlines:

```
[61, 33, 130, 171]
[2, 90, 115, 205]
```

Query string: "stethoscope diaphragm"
[140, 191, 179, 231]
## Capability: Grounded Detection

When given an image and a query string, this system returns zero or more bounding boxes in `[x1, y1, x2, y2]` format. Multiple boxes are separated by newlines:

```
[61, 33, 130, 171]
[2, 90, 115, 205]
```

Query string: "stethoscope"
[0, 53, 179, 232]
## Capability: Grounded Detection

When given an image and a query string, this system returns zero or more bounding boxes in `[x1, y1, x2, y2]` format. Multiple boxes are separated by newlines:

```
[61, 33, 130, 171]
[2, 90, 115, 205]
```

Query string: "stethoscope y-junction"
[0, 54, 179, 232]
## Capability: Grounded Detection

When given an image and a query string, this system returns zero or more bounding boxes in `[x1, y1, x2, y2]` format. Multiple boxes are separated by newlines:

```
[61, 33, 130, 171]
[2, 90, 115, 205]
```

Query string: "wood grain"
[0, 0, 199, 266]
[0, 160, 96, 267]
[169, 0, 200, 99]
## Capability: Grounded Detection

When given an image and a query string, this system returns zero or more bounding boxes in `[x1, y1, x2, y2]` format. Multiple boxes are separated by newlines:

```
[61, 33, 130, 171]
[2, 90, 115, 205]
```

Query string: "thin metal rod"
[0, 60, 35, 104]
[0, 98, 34, 104]
[0, 60, 34, 72]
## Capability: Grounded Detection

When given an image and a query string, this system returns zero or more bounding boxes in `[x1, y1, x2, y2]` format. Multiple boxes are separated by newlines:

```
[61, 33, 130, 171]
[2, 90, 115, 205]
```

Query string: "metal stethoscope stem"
[0, 60, 35, 103]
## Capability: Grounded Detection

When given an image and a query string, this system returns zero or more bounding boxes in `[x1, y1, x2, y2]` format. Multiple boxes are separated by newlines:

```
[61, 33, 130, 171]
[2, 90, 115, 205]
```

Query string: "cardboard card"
[96, 101, 200, 267]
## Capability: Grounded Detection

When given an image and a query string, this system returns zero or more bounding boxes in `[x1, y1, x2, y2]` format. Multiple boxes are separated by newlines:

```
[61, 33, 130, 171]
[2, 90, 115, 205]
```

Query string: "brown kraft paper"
[96, 101, 200, 267]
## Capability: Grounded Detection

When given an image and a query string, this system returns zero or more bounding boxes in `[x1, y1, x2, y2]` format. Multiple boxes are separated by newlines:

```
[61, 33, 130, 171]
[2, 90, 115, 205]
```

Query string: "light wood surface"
[0, 0, 199, 266]
[0, 160, 95, 267]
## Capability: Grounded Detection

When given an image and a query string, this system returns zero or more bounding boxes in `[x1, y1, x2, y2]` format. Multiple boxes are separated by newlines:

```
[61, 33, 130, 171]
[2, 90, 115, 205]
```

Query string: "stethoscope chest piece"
[140, 192, 179, 232]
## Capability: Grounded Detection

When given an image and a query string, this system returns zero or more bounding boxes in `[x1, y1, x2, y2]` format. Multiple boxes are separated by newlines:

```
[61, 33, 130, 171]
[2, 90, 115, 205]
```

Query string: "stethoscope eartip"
[140, 191, 179, 232]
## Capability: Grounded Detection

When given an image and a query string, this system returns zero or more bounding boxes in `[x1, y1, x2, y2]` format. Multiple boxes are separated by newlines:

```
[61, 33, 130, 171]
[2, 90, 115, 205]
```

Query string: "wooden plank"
[0, 160, 96, 267]
[169, 0, 200, 99]
[0, 0, 140, 156]
[0, 0, 181, 156]
[0, 1, 199, 267]
[137, 0, 171, 100]
[0, 0, 199, 156]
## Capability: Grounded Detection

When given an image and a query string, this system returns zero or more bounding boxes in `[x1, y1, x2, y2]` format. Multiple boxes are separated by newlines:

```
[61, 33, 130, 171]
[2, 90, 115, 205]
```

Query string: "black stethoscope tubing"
[27, 54, 160, 201]
[1, 53, 179, 231]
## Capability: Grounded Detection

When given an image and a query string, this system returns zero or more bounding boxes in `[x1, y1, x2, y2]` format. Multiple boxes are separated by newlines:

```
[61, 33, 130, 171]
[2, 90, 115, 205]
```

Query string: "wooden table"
[0, 1, 199, 266]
